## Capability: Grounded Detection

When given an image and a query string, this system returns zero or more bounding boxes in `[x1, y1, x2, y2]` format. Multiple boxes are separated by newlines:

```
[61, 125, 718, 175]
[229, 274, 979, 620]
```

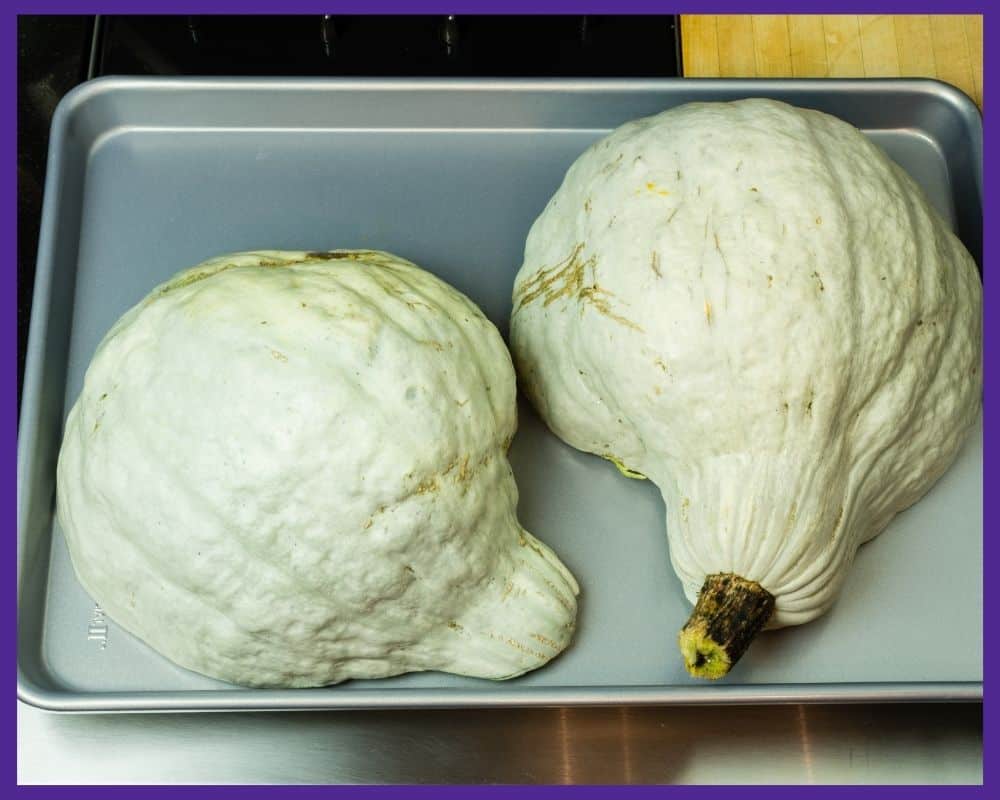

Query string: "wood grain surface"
[681, 15, 983, 109]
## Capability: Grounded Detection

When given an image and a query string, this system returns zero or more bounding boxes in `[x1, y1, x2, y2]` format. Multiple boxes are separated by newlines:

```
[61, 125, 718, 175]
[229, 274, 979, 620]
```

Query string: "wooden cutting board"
[681, 15, 982, 109]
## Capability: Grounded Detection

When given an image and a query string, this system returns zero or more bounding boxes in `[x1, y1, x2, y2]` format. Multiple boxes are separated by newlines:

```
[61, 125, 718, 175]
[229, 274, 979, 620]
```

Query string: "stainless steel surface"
[18, 700, 982, 784]
[18, 77, 983, 712]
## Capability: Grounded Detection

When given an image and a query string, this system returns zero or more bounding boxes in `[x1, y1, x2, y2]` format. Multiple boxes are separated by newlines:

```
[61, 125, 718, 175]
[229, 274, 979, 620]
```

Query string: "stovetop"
[94, 15, 680, 76]
[18, 16, 94, 407]
[17, 14, 680, 407]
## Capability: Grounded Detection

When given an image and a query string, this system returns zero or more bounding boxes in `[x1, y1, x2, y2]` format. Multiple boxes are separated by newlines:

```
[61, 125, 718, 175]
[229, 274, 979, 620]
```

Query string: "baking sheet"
[17, 77, 982, 711]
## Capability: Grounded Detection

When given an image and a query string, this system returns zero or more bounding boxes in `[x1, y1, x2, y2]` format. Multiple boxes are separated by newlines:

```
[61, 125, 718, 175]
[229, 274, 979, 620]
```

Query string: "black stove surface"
[18, 14, 680, 406]
[95, 15, 679, 77]
[18, 15, 93, 408]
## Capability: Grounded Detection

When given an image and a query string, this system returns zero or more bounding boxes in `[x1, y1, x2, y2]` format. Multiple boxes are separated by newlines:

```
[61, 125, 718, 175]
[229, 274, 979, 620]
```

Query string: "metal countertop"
[19, 700, 982, 784]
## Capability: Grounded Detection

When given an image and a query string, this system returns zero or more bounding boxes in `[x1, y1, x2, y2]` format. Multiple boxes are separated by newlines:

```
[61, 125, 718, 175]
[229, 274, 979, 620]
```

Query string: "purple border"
[10, 2, 995, 14]
[10, 0, 18, 794]
[982, 7, 992, 795]
[5, 789, 993, 797]
[12, 0, 989, 795]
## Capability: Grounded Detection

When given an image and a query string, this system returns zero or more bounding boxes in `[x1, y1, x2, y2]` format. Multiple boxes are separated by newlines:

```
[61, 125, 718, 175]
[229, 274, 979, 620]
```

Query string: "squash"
[56, 250, 579, 688]
[509, 99, 981, 679]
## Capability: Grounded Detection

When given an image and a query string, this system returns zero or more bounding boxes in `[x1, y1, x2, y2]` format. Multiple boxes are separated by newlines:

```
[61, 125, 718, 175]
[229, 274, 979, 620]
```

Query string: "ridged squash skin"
[510, 99, 981, 640]
[57, 250, 579, 688]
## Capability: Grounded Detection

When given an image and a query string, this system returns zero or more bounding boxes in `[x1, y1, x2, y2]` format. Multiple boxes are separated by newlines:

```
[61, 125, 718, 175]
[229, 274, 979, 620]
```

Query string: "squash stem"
[678, 573, 775, 679]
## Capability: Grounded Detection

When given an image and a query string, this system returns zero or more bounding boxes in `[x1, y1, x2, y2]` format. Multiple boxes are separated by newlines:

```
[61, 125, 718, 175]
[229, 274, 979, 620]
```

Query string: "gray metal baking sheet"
[17, 77, 982, 711]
